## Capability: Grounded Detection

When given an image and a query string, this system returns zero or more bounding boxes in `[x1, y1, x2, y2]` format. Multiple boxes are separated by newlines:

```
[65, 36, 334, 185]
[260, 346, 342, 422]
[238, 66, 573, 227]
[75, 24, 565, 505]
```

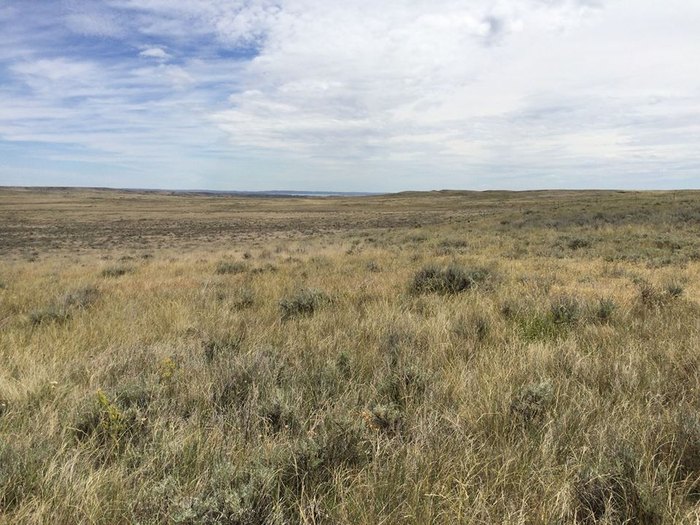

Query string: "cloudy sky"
[0, 0, 699, 191]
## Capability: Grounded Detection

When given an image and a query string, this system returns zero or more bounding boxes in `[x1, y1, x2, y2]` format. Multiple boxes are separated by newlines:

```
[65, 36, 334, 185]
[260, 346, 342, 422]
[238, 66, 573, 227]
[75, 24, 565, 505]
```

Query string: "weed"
[158, 356, 178, 383]
[518, 312, 564, 342]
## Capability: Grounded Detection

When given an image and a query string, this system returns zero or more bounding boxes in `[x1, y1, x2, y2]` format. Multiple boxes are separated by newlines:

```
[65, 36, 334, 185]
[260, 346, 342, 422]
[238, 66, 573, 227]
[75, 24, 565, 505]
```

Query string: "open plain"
[1, 188, 700, 524]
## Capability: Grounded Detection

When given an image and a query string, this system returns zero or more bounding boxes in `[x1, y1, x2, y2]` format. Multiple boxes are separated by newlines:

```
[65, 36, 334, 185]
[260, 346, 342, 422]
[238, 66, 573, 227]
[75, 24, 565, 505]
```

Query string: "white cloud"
[1, 0, 699, 190]
[139, 47, 171, 60]
[202, 0, 700, 177]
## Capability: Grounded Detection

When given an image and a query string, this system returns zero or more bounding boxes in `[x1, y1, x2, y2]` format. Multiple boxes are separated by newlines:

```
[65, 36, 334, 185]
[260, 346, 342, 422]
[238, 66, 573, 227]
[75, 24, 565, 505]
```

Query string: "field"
[1, 187, 700, 524]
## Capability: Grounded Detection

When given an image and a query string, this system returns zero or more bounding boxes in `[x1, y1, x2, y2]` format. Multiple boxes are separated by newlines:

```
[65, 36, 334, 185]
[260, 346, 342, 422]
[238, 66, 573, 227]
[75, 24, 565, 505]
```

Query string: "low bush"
[29, 305, 70, 326]
[73, 389, 149, 456]
[215, 261, 248, 275]
[571, 448, 661, 524]
[61, 285, 100, 309]
[550, 296, 581, 325]
[101, 265, 132, 278]
[279, 288, 329, 320]
[203, 333, 244, 363]
[567, 238, 591, 250]
[670, 411, 700, 497]
[232, 287, 255, 310]
[410, 264, 490, 295]
[665, 282, 684, 299]
[593, 298, 616, 323]
[363, 404, 404, 436]
[276, 416, 372, 496]
[509, 381, 554, 427]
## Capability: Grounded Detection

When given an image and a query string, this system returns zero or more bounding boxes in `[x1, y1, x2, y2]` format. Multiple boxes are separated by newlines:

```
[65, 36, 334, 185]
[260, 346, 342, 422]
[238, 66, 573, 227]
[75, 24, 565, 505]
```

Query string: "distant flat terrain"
[2, 187, 699, 257]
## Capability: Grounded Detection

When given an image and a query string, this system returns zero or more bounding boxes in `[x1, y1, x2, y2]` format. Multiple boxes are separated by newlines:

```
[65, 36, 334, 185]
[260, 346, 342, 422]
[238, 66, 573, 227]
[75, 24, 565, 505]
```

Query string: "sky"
[0, 0, 699, 192]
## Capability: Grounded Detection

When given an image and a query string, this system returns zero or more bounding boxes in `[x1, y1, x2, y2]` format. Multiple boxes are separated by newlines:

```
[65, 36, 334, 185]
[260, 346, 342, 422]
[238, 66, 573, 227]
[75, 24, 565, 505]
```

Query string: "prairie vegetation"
[1, 188, 700, 523]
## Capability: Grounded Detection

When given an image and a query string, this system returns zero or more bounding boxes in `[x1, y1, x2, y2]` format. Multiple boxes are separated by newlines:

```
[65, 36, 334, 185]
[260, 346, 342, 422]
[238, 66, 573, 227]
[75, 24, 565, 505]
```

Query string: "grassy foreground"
[1, 188, 700, 524]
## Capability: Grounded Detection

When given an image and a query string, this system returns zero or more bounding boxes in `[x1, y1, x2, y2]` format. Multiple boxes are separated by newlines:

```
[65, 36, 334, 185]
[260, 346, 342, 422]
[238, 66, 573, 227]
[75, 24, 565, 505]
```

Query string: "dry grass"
[1, 188, 700, 523]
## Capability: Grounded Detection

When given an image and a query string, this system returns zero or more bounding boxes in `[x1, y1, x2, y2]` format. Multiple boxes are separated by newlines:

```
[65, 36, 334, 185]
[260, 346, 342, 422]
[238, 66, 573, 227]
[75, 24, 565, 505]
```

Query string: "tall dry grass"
[1, 190, 700, 523]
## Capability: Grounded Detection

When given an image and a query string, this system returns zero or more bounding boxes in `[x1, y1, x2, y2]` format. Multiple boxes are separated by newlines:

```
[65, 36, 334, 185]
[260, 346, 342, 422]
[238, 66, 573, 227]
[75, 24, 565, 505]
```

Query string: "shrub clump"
[665, 282, 684, 299]
[101, 265, 132, 278]
[670, 411, 700, 497]
[571, 448, 661, 525]
[638, 280, 684, 306]
[203, 333, 244, 363]
[276, 416, 372, 495]
[168, 463, 276, 524]
[215, 261, 248, 275]
[73, 389, 148, 455]
[29, 285, 101, 326]
[279, 288, 329, 320]
[362, 404, 404, 436]
[593, 298, 616, 324]
[259, 398, 300, 435]
[550, 296, 581, 325]
[61, 285, 100, 309]
[366, 260, 381, 273]
[410, 264, 490, 295]
[567, 237, 591, 250]
[232, 287, 255, 310]
[510, 381, 554, 426]
[29, 305, 70, 326]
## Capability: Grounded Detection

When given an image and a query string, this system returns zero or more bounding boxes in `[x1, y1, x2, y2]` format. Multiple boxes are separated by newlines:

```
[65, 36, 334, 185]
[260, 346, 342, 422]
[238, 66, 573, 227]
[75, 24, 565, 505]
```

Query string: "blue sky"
[1, 0, 699, 191]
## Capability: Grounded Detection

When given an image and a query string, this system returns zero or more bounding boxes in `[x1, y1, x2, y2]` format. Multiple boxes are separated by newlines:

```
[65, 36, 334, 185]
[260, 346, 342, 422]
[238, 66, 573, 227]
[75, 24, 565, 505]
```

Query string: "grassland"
[1, 187, 700, 524]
